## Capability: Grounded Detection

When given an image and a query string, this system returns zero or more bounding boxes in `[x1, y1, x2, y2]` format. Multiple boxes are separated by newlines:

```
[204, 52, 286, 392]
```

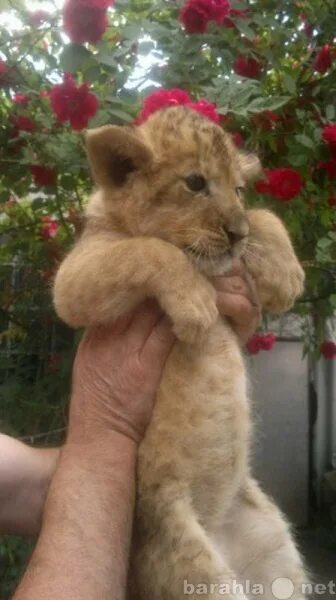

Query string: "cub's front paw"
[164, 277, 218, 344]
[255, 258, 305, 313]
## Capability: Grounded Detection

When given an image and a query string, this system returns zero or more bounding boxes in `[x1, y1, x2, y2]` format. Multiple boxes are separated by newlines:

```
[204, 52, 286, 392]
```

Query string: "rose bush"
[0, 0, 335, 436]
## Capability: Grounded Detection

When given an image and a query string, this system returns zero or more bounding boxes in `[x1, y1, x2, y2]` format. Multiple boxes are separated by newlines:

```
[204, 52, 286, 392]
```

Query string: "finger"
[110, 311, 138, 335]
[242, 270, 260, 308]
[230, 257, 244, 275]
[212, 275, 250, 297]
[219, 293, 261, 344]
[80, 319, 129, 351]
[126, 299, 164, 349]
[142, 314, 175, 362]
[217, 292, 259, 326]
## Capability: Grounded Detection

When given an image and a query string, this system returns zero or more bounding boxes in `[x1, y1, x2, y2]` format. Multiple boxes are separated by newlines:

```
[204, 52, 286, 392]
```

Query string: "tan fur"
[53, 107, 307, 599]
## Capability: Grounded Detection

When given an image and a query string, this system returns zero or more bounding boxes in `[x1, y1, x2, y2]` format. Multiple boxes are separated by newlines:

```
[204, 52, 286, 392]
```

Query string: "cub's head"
[85, 106, 260, 274]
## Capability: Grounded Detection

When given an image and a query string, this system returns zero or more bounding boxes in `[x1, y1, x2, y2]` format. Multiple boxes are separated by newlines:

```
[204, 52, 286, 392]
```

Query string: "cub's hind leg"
[129, 492, 247, 600]
[222, 479, 309, 600]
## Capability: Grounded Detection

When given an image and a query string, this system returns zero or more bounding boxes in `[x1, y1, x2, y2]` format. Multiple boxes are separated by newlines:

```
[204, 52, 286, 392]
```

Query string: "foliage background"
[0, 0, 335, 595]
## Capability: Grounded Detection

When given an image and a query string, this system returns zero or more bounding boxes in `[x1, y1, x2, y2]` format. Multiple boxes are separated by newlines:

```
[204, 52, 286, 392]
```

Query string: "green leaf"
[60, 44, 92, 73]
[313, 127, 322, 143]
[96, 53, 117, 68]
[295, 134, 315, 150]
[287, 154, 307, 167]
[330, 294, 336, 308]
[108, 108, 133, 123]
[138, 41, 155, 54]
[326, 105, 335, 120]
[0, 0, 24, 7]
[248, 96, 291, 113]
[83, 66, 102, 83]
[235, 20, 256, 41]
[317, 238, 333, 250]
[283, 73, 296, 95]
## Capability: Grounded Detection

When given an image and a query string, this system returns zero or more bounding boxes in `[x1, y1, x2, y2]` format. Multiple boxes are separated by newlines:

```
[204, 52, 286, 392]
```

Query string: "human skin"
[9, 268, 259, 600]
[0, 436, 59, 536]
[13, 301, 175, 600]
[1, 268, 259, 539]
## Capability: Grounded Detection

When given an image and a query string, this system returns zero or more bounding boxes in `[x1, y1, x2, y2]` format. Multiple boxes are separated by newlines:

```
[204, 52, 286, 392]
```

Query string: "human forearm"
[13, 432, 137, 600]
[0, 434, 59, 536]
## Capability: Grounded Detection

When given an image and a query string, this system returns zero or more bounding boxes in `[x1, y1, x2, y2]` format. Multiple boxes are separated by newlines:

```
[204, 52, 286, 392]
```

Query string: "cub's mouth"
[184, 245, 234, 276]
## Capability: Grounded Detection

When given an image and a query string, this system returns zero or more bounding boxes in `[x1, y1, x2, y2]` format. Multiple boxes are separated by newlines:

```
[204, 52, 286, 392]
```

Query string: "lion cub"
[54, 107, 307, 600]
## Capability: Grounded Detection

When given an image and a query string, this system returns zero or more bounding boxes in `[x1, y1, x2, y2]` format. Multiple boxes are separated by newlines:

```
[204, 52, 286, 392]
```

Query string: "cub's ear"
[85, 125, 153, 187]
[239, 153, 261, 183]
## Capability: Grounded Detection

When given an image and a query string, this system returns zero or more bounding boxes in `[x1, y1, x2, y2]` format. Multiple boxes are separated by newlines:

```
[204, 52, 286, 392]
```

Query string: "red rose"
[0, 59, 8, 84]
[211, 0, 230, 25]
[255, 167, 303, 201]
[78, 0, 113, 6]
[188, 99, 220, 123]
[233, 55, 262, 79]
[50, 74, 98, 130]
[263, 110, 280, 123]
[313, 45, 332, 74]
[31, 165, 57, 187]
[63, 0, 108, 44]
[328, 196, 336, 207]
[137, 88, 192, 123]
[299, 14, 313, 38]
[255, 179, 270, 194]
[223, 8, 249, 28]
[30, 10, 50, 25]
[0, 60, 7, 75]
[259, 333, 276, 351]
[231, 132, 244, 147]
[137, 89, 220, 125]
[252, 110, 280, 131]
[320, 340, 336, 360]
[246, 335, 262, 355]
[246, 333, 276, 354]
[40, 216, 60, 239]
[13, 93, 29, 106]
[13, 115, 35, 132]
[318, 158, 336, 179]
[180, 0, 229, 34]
[180, 0, 213, 34]
[322, 123, 336, 147]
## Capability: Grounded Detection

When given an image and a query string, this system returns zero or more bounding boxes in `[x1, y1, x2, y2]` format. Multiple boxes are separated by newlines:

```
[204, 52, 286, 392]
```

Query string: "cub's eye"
[185, 174, 208, 193]
[235, 186, 245, 199]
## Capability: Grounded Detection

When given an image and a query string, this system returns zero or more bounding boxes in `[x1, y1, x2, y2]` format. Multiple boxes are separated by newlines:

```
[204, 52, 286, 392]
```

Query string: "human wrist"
[42, 431, 137, 535]
[63, 428, 138, 476]
[69, 385, 150, 445]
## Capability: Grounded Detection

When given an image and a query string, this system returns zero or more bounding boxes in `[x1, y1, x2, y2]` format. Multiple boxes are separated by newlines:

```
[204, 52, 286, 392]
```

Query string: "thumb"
[143, 315, 175, 362]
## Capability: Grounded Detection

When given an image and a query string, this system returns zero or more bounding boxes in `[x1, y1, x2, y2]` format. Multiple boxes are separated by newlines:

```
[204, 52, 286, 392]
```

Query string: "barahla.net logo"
[183, 578, 336, 597]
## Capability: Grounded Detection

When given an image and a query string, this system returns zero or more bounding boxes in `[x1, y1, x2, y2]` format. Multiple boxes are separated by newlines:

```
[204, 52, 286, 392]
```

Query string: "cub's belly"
[138, 319, 251, 508]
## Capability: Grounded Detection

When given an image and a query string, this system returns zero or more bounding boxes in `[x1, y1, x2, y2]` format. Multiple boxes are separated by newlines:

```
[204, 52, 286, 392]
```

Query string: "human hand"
[212, 261, 261, 345]
[69, 301, 175, 446]
[0, 434, 59, 536]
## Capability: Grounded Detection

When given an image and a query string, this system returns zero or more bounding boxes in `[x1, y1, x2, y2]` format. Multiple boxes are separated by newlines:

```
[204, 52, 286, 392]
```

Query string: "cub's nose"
[226, 228, 246, 246]
[222, 218, 249, 246]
